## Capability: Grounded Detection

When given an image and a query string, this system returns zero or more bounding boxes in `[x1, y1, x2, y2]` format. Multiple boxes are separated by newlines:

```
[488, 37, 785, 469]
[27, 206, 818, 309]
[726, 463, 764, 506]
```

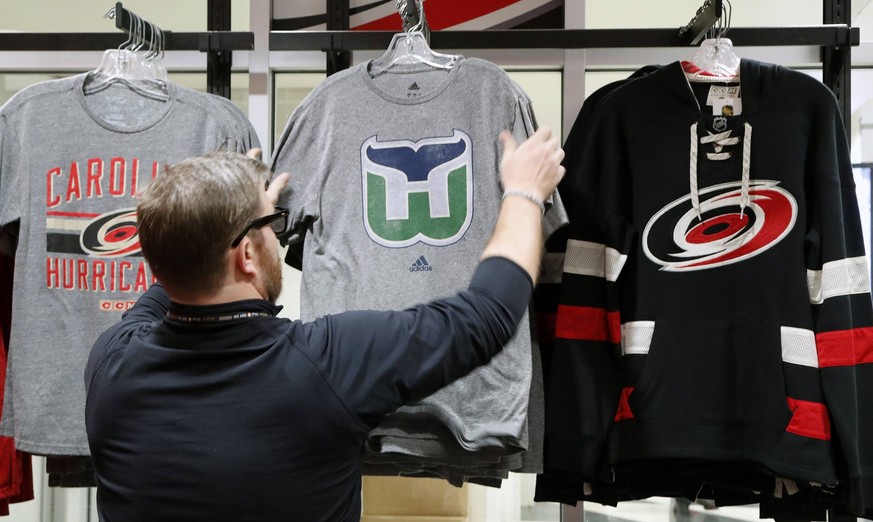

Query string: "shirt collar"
[165, 298, 283, 325]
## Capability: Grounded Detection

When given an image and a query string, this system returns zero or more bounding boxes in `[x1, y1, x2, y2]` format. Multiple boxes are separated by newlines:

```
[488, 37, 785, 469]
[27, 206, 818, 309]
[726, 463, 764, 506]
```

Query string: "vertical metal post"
[561, 499, 585, 522]
[562, 0, 586, 143]
[824, 0, 857, 499]
[823, 0, 852, 140]
[249, 0, 273, 154]
[560, 1, 586, 521]
[326, 0, 351, 75]
[207, 0, 233, 99]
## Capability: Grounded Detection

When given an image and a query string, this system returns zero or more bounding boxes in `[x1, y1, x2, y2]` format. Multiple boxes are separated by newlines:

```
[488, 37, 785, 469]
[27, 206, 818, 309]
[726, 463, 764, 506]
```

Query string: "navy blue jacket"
[85, 256, 531, 522]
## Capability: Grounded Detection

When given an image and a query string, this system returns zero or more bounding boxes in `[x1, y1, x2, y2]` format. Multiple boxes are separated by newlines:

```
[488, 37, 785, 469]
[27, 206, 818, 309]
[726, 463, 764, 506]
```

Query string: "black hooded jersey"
[539, 59, 873, 516]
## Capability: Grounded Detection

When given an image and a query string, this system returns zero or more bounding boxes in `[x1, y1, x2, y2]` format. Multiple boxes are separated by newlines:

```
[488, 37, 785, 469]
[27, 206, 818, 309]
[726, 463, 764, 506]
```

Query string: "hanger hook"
[111, 7, 134, 50]
[132, 14, 145, 52]
[159, 24, 166, 62]
[409, 0, 425, 33]
[146, 20, 157, 60]
[156, 24, 165, 62]
[721, 0, 732, 39]
[126, 12, 137, 51]
[396, 0, 426, 33]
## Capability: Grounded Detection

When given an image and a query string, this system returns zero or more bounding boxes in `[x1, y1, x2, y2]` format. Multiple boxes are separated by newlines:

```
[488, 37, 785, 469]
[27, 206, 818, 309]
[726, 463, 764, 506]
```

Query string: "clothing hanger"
[368, 0, 458, 78]
[83, 5, 169, 101]
[685, 0, 740, 82]
[142, 19, 168, 83]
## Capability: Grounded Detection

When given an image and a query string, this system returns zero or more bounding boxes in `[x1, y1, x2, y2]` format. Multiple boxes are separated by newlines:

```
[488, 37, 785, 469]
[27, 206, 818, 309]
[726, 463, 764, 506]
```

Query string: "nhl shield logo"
[713, 117, 728, 132]
[361, 130, 473, 248]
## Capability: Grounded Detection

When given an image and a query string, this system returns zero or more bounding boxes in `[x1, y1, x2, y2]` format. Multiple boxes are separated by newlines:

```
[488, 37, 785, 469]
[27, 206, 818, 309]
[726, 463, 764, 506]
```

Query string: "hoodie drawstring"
[690, 123, 700, 220]
[740, 122, 751, 215]
[689, 121, 752, 220]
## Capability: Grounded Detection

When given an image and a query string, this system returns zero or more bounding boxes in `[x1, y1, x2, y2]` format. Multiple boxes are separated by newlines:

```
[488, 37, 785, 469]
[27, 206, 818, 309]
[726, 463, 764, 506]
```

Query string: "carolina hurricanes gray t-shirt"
[0, 73, 258, 455]
[272, 57, 567, 465]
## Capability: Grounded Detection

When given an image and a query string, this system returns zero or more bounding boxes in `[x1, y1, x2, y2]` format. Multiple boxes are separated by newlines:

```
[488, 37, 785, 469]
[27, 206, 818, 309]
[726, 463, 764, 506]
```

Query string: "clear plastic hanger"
[83, 5, 169, 101]
[368, 0, 458, 78]
[686, 0, 740, 82]
[143, 19, 168, 83]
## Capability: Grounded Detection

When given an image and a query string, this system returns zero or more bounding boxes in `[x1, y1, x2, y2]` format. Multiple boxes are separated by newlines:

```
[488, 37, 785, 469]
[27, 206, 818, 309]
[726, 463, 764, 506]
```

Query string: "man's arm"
[296, 256, 533, 429]
[481, 128, 565, 282]
[119, 282, 171, 323]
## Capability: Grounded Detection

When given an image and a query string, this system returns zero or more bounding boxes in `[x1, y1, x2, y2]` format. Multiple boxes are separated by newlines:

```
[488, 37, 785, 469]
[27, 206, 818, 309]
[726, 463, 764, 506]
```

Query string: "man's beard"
[258, 243, 283, 303]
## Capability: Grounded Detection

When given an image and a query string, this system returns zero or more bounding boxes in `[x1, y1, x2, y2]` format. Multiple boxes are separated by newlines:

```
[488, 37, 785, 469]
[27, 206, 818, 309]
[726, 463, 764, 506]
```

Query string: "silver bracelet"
[502, 190, 545, 215]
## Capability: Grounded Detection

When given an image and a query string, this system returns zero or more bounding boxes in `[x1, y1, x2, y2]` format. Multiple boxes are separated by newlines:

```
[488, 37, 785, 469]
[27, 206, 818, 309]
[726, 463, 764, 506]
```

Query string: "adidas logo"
[408, 82, 421, 91]
[409, 255, 433, 272]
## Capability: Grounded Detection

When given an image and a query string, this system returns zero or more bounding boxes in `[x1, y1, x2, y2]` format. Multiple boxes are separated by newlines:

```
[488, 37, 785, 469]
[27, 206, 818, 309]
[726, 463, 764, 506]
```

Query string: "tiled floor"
[522, 497, 761, 522]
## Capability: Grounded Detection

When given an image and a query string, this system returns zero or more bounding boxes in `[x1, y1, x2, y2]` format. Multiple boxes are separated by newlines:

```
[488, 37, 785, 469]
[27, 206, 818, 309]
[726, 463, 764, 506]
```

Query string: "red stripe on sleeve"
[608, 312, 621, 343]
[815, 327, 873, 367]
[614, 387, 634, 422]
[786, 397, 831, 440]
[555, 305, 621, 343]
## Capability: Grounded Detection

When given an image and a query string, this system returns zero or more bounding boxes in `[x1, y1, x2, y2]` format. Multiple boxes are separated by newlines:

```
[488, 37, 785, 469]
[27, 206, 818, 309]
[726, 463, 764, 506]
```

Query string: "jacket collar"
[165, 298, 283, 325]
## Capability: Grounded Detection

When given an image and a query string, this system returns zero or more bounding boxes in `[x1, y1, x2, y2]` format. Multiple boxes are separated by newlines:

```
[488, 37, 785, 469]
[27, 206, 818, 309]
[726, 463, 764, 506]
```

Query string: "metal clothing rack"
[0, 1, 253, 99]
[270, 2, 859, 136]
[270, 25, 858, 51]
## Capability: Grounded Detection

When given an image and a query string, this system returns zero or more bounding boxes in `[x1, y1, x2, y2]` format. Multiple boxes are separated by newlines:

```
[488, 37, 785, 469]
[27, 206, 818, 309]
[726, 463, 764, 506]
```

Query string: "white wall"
[586, 0, 822, 28]
[0, 0, 250, 32]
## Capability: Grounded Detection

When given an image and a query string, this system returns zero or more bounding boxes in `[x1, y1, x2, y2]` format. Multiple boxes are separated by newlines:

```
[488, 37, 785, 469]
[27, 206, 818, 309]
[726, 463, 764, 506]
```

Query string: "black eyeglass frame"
[230, 206, 289, 247]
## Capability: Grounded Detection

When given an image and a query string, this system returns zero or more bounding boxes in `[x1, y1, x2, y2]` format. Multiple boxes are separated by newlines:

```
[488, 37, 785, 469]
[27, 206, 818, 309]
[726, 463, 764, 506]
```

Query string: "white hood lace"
[689, 121, 752, 220]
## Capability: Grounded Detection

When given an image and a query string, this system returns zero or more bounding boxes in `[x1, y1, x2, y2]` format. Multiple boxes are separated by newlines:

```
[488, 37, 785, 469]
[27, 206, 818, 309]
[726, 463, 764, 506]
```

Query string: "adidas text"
[410, 256, 433, 272]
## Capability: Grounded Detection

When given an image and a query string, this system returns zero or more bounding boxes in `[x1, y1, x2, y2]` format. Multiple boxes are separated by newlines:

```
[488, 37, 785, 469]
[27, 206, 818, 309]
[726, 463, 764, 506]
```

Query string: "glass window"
[272, 72, 327, 143]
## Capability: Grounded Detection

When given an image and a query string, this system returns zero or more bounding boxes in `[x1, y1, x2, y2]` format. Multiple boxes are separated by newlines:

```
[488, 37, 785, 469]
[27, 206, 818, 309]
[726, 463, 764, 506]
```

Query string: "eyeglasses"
[231, 206, 290, 247]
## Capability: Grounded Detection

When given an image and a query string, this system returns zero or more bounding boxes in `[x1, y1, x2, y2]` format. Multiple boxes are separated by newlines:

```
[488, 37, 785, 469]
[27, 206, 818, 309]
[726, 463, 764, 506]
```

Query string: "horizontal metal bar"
[270, 25, 859, 51]
[0, 26, 854, 53]
[0, 32, 254, 51]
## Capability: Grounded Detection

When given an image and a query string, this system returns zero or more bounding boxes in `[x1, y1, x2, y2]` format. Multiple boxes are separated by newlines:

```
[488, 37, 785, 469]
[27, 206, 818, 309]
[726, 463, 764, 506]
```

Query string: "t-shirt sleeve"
[513, 94, 537, 139]
[0, 112, 23, 228]
[223, 99, 261, 153]
[270, 99, 324, 248]
[201, 93, 261, 154]
[501, 93, 569, 244]
[291, 256, 533, 427]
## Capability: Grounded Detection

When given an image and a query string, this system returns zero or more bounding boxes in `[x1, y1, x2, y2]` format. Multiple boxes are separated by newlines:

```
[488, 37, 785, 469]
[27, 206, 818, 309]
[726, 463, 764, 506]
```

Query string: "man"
[84, 127, 565, 521]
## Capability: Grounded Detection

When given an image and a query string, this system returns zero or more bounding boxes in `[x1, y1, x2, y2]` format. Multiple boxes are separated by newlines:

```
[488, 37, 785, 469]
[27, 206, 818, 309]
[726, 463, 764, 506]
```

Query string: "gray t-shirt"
[0, 73, 258, 455]
[272, 57, 567, 460]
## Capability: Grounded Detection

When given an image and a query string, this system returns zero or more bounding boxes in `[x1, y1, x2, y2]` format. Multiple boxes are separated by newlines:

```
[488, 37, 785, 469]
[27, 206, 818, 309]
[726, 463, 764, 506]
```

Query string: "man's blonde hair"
[136, 151, 272, 294]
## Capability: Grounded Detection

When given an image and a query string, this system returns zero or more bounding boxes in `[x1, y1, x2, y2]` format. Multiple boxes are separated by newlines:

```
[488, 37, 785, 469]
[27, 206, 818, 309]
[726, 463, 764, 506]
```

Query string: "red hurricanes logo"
[80, 208, 141, 257]
[642, 180, 797, 271]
